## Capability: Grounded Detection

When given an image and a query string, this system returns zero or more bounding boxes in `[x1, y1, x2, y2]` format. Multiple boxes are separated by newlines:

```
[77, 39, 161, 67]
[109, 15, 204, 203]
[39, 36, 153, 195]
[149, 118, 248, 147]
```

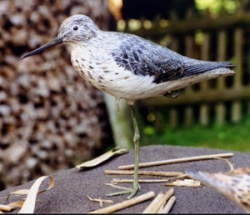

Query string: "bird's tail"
[184, 61, 235, 77]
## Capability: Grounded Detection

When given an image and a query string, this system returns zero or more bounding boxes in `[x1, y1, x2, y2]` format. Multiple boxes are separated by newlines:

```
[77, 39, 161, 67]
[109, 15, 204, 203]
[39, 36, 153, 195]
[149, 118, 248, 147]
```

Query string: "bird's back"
[102, 31, 234, 84]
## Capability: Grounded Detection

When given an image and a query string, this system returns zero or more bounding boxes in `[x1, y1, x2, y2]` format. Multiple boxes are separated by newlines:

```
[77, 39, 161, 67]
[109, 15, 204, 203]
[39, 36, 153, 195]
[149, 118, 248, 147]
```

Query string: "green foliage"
[142, 117, 250, 152]
[195, 0, 239, 15]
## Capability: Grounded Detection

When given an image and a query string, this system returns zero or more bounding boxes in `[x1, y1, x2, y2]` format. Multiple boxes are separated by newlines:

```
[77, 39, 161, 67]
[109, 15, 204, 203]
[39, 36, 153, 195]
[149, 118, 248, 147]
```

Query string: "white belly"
[70, 46, 163, 104]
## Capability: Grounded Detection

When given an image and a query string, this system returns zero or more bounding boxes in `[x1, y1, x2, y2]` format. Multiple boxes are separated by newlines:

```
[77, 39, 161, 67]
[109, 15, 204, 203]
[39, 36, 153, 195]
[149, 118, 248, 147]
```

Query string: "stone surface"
[0, 145, 247, 213]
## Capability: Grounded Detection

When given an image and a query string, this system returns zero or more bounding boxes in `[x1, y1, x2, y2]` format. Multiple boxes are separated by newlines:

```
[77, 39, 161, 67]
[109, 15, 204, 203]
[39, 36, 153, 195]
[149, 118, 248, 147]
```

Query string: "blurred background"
[0, 0, 250, 190]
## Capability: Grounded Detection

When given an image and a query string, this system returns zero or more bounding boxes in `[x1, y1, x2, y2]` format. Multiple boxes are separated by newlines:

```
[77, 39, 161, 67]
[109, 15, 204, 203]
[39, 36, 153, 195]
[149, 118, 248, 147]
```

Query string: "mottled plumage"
[21, 14, 236, 198]
[110, 35, 233, 83]
[187, 168, 250, 213]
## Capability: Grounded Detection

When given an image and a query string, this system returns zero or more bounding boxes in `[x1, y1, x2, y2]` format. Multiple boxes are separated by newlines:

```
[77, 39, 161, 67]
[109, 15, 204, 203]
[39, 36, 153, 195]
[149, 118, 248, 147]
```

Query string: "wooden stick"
[165, 179, 201, 187]
[151, 188, 174, 213]
[143, 188, 174, 213]
[213, 157, 234, 171]
[109, 173, 190, 185]
[110, 178, 175, 183]
[118, 153, 234, 170]
[142, 192, 164, 213]
[158, 196, 176, 213]
[105, 170, 183, 177]
[0, 204, 12, 212]
[88, 191, 155, 213]
[86, 195, 113, 207]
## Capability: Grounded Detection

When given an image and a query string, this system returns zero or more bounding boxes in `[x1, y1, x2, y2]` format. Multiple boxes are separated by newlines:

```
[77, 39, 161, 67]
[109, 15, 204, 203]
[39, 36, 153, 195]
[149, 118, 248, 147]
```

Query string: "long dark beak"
[21, 36, 63, 59]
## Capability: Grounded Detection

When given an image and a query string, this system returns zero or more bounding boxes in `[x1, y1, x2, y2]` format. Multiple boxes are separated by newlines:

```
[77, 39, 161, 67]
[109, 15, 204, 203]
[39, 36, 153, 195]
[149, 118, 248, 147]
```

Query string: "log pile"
[0, 0, 113, 189]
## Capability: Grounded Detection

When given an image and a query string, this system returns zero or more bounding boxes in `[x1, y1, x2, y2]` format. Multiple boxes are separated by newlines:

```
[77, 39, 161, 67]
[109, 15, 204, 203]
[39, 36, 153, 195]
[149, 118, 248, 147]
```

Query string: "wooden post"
[184, 35, 194, 126]
[200, 32, 210, 126]
[170, 108, 178, 129]
[232, 28, 243, 123]
[169, 36, 179, 128]
[184, 106, 193, 127]
[216, 30, 227, 124]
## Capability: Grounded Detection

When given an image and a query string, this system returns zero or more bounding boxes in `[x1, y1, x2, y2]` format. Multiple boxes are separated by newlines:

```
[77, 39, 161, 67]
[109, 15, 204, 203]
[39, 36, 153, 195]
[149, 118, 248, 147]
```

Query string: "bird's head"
[21, 14, 99, 59]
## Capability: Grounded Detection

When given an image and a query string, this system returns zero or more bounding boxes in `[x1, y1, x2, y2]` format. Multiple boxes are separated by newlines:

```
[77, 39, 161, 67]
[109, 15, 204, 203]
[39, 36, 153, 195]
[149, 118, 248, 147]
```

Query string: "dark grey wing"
[111, 35, 184, 81]
[111, 34, 234, 84]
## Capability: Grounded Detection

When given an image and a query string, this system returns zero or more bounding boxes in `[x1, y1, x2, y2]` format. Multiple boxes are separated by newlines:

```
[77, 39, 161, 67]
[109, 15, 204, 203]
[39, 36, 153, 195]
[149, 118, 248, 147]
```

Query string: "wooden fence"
[116, 7, 250, 128]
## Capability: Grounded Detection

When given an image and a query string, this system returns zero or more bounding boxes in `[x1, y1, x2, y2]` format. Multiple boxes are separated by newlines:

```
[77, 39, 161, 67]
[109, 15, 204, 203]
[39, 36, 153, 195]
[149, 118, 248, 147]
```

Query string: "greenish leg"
[107, 104, 141, 199]
[129, 104, 141, 197]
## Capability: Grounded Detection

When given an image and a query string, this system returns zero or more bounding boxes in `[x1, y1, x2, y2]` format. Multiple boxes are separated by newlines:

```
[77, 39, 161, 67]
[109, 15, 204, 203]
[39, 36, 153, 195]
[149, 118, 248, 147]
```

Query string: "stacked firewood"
[0, 0, 113, 189]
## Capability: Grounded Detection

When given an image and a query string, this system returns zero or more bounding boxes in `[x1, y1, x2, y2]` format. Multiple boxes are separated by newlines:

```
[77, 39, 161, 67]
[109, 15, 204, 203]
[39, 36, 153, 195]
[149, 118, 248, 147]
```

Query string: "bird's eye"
[73, 26, 78, 31]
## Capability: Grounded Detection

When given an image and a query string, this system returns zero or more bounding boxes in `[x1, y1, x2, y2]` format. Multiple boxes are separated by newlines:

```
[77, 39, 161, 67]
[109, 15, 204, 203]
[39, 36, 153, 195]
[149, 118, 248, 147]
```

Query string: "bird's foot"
[107, 182, 141, 199]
